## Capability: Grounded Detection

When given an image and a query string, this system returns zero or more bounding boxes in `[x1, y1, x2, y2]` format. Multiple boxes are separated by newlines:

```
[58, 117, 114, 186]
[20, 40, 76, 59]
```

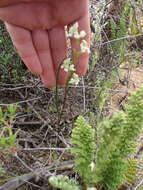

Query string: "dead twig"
[134, 179, 143, 190]
[0, 160, 74, 190]
[22, 147, 70, 151]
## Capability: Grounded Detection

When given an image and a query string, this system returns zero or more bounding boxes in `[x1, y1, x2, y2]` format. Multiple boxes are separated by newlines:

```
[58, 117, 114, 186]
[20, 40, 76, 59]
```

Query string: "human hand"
[0, 0, 90, 88]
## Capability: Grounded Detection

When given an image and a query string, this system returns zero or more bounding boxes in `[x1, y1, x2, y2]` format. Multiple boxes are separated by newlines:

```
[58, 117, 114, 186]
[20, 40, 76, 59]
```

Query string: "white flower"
[79, 30, 86, 38]
[68, 22, 86, 39]
[80, 40, 90, 54]
[90, 162, 95, 172]
[68, 22, 79, 38]
[69, 64, 75, 72]
[69, 73, 80, 85]
[87, 188, 97, 190]
[61, 58, 75, 73]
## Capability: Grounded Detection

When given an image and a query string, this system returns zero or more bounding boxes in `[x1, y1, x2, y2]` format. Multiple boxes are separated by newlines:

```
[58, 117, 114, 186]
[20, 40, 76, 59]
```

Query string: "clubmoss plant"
[126, 158, 138, 184]
[71, 116, 96, 187]
[49, 86, 143, 190]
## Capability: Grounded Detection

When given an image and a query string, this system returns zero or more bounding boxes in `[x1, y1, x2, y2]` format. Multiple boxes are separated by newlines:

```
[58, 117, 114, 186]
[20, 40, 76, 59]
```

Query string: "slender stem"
[58, 51, 80, 123]
[55, 60, 65, 121]
[55, 49, 80, 124]
[58, 72, 74, 124]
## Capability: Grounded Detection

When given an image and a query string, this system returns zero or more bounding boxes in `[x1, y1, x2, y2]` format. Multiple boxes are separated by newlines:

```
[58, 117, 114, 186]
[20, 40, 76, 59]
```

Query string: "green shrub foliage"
[49, 87, 143, 190]
[71, 116, 96, 186]
[95, 86, 143, 190]
[118, 88, 143, 157]
[94, 112, 127, 189]
[126, 158, 138, 184]
[72, 86, 143, 190]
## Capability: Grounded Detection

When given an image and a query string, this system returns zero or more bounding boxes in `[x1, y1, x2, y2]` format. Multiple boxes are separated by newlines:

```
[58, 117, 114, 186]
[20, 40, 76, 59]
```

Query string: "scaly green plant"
[49, 86, 143, 190]
[118, 87, 143, 157]
[95, 86, 143, 190]
[94, 112, 127, 189]
[126, 158, 138, 184]
[71, 116, 96, 187]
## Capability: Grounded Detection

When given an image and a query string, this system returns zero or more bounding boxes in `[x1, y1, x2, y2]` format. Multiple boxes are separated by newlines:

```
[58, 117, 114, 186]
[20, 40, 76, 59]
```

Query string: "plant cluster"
[49, 86, 143, 190]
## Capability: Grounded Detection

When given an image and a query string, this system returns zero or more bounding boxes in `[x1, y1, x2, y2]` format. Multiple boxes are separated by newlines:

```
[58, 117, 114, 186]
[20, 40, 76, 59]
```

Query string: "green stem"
[55, 50, 80, 124]
[58, 71, 74, 124]
[55, 60, 65, 122]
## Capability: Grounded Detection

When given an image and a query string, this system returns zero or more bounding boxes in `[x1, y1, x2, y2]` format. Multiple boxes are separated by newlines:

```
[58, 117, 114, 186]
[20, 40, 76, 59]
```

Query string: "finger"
[68, 12, 90, 76]
[32, 30, 56, 88]
[48, 26, 68, 86]
[5, 22, 42, 75]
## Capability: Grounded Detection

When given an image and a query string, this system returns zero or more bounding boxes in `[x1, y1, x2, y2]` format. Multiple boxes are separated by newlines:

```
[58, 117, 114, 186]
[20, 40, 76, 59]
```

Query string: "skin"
[0, 0, 90, 88]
